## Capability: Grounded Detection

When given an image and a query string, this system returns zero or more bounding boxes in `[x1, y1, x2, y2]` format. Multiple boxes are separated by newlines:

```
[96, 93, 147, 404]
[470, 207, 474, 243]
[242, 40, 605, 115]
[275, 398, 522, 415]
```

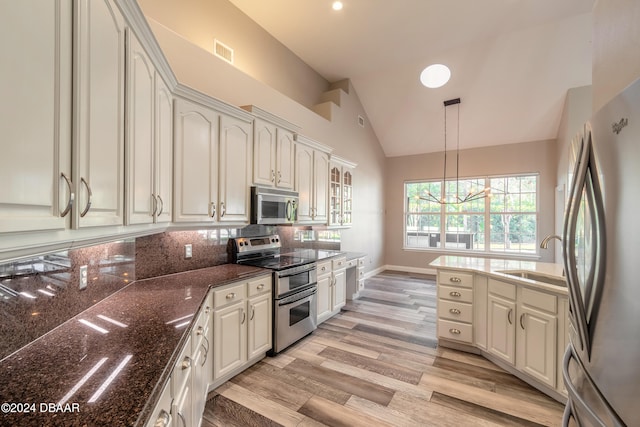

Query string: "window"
[405, 174, 538, 255]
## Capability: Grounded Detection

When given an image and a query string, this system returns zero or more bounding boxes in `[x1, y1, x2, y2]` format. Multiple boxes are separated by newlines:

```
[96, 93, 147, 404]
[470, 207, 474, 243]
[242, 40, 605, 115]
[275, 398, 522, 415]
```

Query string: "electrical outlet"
[79, 265, 88, 290]
[185, 244, 192, 259]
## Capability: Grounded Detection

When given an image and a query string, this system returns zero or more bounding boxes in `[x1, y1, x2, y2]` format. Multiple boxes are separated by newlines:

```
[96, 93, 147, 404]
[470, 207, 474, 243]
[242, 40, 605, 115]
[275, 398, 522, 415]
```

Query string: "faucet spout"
[540, 234, 562, 249]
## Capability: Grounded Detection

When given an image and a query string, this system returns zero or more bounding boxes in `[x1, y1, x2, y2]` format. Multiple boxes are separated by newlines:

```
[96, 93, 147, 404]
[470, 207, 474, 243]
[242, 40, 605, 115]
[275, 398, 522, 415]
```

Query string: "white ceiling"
[228, 0, 595, 157]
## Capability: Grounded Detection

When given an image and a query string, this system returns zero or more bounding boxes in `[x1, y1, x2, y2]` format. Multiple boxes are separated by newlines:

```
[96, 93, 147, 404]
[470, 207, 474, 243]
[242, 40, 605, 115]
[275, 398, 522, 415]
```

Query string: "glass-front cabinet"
[329, 156, 356, 227]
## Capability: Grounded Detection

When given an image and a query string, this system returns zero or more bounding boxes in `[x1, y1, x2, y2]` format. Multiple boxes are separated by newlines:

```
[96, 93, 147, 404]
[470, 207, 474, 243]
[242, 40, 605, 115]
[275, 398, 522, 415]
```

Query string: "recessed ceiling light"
[420, 64, 451, 88]
[332, 1, 343, 11]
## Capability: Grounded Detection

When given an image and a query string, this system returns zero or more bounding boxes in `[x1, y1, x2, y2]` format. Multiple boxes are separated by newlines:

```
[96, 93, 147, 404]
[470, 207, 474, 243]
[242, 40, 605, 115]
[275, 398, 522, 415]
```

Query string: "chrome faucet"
[540, 234, 562, 249]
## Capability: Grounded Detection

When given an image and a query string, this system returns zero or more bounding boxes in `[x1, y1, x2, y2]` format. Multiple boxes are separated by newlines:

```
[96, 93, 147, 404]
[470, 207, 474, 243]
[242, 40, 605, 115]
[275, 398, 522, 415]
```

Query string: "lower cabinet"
[212, 275, 272, 381]
[191, 295, 212, 427]
[317, 257, 347, 324]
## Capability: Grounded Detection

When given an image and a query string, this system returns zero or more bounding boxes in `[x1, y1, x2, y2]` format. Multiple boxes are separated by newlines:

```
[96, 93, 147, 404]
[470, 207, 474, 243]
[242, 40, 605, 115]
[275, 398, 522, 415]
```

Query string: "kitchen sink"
[498, 270, 567, 287]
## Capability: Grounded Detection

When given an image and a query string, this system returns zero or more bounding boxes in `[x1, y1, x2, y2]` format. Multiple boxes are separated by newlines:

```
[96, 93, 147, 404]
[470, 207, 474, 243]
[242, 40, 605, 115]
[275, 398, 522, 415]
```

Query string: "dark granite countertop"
[0, 264, 268, 427]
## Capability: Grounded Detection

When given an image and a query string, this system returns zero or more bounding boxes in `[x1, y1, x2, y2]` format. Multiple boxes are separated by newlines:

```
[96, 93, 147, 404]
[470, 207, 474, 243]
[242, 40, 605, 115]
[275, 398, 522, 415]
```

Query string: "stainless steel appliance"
[562, 77, 640, 426]
[230, 235, 317, 354]
[250, 186, 298, 225]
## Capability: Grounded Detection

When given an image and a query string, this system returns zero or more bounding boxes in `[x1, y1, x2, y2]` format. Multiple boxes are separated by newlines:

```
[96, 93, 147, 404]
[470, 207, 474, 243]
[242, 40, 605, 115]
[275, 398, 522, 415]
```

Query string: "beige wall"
[384, 139, 558, 270]
[143, 15, 387, 271]
[137, 0, 329, 109]
[593, 0, 640, 111]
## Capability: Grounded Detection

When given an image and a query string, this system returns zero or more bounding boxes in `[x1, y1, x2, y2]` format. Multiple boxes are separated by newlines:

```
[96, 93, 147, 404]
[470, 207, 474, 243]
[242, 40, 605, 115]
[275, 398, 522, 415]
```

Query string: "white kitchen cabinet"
[191, 296, 212, 427]
[332, 257, 347, 312]
[145, 378, 172, 427]
[212, 275, 272, 382]
[243, 106, 298, 190]
[316, 260, 333, 323]
[294, 135, 332, 224]
[171, 334, 193, 427]
[318, 257, 347, 324]
[0, 0, 73, 234]
[487, 292, 517, 365]
[74, 0, 126, 228]
[437, 271, 474, 344]
[329, 156, 356, 227]
[473, 275, 488, 350]
[126, 32, 173, 225]
[174, 94, 253, 225]
[218, 113, 252, 223]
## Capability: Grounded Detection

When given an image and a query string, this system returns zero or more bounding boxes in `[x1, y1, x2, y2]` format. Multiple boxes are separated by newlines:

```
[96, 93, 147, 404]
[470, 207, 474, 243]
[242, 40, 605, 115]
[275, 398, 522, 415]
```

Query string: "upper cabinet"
[73, 0, 127, 228]
[242, 106, 299, 190]
[329, 156, 357, 227]
[174, 91, 253, 225]
[0, 0, 73, 233]
[294, 135, 332, 224]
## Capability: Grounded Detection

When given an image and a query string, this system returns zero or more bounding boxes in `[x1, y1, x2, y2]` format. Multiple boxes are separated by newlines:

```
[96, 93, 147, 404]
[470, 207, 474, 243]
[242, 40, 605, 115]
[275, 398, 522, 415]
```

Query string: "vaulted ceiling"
[228, 0, 594, 157]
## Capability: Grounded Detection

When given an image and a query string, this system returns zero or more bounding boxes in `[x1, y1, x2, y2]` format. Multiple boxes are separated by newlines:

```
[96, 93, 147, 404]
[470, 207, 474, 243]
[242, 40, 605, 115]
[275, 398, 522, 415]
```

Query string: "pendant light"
[421, 98, 490, 204]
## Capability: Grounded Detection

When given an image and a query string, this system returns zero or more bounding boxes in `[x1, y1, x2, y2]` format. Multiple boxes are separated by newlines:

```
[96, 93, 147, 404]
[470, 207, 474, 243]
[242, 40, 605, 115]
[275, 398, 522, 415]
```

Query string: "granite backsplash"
[0, 225, 340, 360]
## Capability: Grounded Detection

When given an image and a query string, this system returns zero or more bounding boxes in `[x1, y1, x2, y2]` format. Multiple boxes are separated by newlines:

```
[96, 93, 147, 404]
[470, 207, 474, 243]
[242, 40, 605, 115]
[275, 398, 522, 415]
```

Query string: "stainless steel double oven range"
[230, 235, 317, 354]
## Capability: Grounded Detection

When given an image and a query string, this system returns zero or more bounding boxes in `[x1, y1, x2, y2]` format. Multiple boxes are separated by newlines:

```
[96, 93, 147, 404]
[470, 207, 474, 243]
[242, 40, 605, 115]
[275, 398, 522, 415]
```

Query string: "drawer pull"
[449, 277, 462, 283]
[449, 328, 461, 335]
[449, 291, 462, 297]
[197, 326, 204, 335]
[449, 308, 461, 315]
[226, 293, 236, 300]
[257, 284, 264, 290]
[181, 356, 191, 370]
[321, 266, 326, 271]
[155, 409, 172, 427]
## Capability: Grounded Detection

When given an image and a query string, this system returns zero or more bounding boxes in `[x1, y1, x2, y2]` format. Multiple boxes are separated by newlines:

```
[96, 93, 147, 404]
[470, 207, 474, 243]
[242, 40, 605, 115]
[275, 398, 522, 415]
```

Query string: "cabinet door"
[74, 0, 126, 228]
[218, 113, 251, 223]
[313, 151, 330, 224]
[247, 292, 272, 360]
[316, 274, 332, 323]
[253, 118, 276, 187]
[332, 269, 347, 311]
[516, 305, 557, 387]
[487, 294, 516, 365]
[342, 168, 353, 226]
[275, 128, 295, 189]
[213, 302, 246, 379]
[294, 144, 314, 222]
[173, 98, 218, 222]
[0, 0, 72, 233]
[126, 33, 154, 225]
[154, 76, 173, 224]
[329, 165, 341, 226]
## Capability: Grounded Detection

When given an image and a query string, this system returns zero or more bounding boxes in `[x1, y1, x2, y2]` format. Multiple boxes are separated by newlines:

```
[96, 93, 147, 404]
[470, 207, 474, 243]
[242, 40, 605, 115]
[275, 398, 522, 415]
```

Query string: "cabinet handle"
[209, 202, 216, 217]
[201, 338, 210, 366]
[157, 195, 164, 216]
[321, 266, 326, 272]
[449, 277, 462, 283]
[226, 293, 236, 300]
[449, 328, 461, 335]
[449, 291, 461, 297]
[277, 171, 282, 184]
[449, 308, 461, 315]
[197, 326, 204, 336]
[152, 194, 158, 216]
[220, 201, 226, 217]
[59, 173, 74, 217]
[257, 284, 264, 291]
[250, 305, 255, 320]
[520, 313, 526, 329]
[79, 177, 92, 217]
[271, 170, 275, 182]
[508, 308, 513, 325]
[241, 310, 246, 325]
[178, 411, 187, 427]
[181, 356, 191, 370]
[202, 335, 210, 353]
[155, 409, 172, 427]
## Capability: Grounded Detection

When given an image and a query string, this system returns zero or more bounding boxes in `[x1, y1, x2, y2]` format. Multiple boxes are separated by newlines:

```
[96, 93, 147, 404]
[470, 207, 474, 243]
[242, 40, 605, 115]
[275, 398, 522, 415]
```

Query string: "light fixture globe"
[420, 64, 451, 88]
[332, 1, 343, 11]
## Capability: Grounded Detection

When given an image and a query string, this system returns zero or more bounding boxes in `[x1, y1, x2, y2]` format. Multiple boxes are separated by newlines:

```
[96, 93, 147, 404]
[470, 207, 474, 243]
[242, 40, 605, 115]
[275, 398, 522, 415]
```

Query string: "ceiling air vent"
[358, 115, 365, 128]
[214, 39, 234, 64]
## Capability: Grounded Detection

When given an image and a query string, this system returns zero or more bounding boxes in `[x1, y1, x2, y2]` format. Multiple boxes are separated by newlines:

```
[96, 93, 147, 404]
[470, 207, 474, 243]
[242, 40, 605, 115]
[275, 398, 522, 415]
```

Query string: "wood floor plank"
[310, 334, 381, 359]
[229, 368, 313, 411]
[298, 395, 395, 427]
[344, 395, 421, 427]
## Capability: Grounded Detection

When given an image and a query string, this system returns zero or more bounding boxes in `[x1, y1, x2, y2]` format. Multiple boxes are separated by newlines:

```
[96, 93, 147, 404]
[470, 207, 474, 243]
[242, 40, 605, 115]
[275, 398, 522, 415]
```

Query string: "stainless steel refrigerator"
[562, 77, 640, 426]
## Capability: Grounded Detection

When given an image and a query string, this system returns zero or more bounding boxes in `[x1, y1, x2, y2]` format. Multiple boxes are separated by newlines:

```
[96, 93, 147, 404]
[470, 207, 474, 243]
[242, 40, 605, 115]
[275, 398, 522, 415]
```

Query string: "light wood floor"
[202, 271, 565, 426]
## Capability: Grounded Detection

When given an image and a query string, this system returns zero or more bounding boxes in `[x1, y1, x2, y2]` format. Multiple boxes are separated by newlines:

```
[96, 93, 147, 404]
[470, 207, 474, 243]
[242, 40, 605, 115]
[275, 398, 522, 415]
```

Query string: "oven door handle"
[277, 265, 316, 278]
[277, 286, 317, 306]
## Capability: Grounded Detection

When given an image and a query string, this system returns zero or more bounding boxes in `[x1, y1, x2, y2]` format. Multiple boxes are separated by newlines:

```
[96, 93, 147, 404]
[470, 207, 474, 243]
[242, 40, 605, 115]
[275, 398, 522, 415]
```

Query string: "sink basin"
[498, 270, 567, 288]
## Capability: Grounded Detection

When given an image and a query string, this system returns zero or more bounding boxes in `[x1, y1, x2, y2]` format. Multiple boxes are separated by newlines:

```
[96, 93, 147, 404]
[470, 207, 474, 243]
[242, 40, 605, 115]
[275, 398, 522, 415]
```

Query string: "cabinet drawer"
[192, 304, 211, 350]
[358, 257, 365, 267]
[213, 283, 246, 308]
[439, 271, 473, 288]
[317, 260, 332, 276]
[357, 267, 365, 280]
[438, 319, 473, 343]
[489, 279, 516, 300]
[438, 300, 473, 323]
[332, 257, 347, 270]
[171, 335, 192, 398]
[346, 259, 357, 268]
[439, 285, 473, 303]
[247, 275, 271, 297]
[520, 287, 557, 313]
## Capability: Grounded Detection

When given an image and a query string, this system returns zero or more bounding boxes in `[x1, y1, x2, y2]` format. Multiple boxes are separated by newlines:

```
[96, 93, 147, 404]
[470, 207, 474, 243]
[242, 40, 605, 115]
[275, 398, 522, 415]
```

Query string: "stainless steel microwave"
[250, 186, 298, 224]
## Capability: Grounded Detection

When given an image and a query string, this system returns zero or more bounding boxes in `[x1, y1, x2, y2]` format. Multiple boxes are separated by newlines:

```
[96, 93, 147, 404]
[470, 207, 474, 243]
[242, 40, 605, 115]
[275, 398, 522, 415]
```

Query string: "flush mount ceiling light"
[332, 1, 343, 11]
[420, 64, 451, 88]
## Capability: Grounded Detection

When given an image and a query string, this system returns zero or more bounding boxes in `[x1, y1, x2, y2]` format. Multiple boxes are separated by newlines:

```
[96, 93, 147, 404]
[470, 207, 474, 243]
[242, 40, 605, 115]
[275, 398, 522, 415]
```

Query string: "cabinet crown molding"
[294, 134, 333, 154]
[175, 84, 254, 122]
[330, 155, 357, 169]
[241, 105, 300, 132]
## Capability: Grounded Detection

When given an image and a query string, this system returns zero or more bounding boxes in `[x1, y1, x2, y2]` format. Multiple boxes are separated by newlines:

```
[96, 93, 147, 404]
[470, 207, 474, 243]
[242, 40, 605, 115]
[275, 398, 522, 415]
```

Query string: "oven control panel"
[234, 235, 281, 253]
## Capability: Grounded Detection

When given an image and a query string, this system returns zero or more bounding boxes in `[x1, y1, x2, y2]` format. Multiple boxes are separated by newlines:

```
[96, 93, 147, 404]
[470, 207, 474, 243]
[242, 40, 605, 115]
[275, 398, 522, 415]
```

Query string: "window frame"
[403, 173, 540, 257]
